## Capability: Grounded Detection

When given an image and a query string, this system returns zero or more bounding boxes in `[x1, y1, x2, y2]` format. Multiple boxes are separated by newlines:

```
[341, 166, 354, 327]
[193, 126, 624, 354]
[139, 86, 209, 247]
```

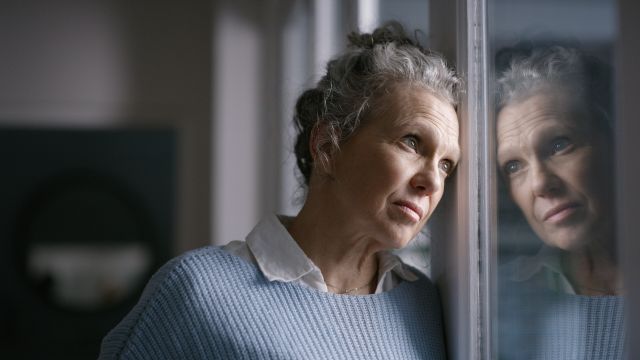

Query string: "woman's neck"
[287, 194, 381, 295]
[561, 240, 623, 296]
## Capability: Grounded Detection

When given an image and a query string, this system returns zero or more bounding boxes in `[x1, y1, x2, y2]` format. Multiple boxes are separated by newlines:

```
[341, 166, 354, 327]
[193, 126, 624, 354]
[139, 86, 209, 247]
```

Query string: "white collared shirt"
[223, 214, 420, 294]
[504, 245, 576, 294]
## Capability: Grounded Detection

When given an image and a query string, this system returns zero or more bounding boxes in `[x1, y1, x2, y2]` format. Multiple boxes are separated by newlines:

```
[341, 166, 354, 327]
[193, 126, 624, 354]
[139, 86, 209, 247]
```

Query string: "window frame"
[429, 0, 496, 359]
[617, 0, 640, 357]
[440, 0, 635, 359]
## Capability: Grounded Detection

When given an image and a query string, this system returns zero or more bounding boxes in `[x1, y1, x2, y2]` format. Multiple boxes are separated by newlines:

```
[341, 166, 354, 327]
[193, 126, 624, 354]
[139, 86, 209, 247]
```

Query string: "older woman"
[99, 22, 460, 359]
[496, 45, 624, 358]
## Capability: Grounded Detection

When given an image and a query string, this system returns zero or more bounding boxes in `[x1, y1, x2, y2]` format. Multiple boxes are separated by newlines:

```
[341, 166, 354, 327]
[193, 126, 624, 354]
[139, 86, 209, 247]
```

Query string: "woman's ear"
[309, 122, 336, 177]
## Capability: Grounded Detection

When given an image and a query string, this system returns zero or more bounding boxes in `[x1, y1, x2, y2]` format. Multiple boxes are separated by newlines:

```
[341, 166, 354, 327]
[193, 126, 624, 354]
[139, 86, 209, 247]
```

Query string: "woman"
[496, 45, 625, 358]
[99, 22, 460, 359]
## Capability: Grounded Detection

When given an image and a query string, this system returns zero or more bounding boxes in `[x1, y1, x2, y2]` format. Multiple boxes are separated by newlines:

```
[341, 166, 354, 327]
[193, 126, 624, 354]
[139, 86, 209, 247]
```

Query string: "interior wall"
[0, 0, 213, 253]
[0, 2, 213, 357]
[212, 0, 265, 245]
[212, 0, 317, 245]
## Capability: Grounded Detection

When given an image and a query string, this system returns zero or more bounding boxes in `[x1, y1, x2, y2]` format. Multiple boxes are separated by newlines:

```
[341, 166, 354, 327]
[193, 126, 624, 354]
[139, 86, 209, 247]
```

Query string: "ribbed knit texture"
[499, 282, 625, 359]
[99, 247, 445, 359]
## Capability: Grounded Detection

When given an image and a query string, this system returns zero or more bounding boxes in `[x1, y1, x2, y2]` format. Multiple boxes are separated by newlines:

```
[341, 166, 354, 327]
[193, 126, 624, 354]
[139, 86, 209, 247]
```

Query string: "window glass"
[488, 0, 624, 358]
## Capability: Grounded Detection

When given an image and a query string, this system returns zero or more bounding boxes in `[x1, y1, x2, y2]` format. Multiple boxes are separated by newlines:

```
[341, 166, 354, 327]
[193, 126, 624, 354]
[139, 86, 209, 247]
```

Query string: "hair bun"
[347, 21, 417, 50]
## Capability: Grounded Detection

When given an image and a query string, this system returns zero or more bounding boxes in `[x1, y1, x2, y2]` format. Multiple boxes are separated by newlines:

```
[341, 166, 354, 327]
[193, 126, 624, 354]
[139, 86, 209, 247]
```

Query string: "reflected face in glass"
[327, 86, 460, 249]
[497, 90, 613, 251]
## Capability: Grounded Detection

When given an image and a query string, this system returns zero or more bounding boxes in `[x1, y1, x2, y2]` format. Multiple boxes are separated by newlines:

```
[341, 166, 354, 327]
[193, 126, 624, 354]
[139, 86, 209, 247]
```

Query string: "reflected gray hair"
[496, 45, 612, 130]
[293, 21, 461, 187]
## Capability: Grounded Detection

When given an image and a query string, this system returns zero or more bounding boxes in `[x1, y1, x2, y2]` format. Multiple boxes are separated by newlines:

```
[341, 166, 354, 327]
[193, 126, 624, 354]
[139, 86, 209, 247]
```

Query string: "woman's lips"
[543, 203, 581, 223]
[393, 200, 424, 222]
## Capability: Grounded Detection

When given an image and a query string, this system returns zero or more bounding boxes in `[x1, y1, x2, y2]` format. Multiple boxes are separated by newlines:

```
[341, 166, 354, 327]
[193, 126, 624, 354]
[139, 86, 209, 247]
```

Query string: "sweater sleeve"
[98, 252, 219, 360]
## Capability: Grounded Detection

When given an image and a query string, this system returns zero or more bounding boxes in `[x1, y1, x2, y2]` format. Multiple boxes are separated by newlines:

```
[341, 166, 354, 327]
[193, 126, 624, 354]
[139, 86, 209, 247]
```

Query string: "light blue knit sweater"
[99, 247, 446, 359]
[499, 281, 625, 359]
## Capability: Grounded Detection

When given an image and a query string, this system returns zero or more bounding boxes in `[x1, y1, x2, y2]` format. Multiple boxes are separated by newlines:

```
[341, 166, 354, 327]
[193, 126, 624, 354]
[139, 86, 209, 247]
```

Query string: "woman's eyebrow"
[496, 145, 517, 165]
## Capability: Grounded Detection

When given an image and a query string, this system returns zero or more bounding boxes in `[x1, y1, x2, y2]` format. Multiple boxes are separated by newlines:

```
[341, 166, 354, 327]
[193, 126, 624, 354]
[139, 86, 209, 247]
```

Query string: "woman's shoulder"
[153, 245, 255, 284]
[99, 246, 257, 359]
[113, 246, 256, 322]
[168, 244, 233, 266]
[176, 244, 254, 265]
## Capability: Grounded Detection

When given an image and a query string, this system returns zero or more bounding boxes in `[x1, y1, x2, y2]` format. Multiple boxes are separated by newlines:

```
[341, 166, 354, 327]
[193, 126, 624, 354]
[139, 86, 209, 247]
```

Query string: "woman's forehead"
[381, 87, 457, 127]
[496, 94, 600, 164]
[497, 91, 589, 134]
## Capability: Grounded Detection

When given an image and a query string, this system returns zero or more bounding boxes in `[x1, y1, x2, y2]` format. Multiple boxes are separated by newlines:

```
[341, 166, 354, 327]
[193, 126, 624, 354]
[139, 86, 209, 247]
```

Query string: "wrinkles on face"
[390, 89, 460, 220]
[498, 93, 584, 168]
[496, 90, 613, 251]
[385, 88, 460, 166]
[326, 86, 460, 250]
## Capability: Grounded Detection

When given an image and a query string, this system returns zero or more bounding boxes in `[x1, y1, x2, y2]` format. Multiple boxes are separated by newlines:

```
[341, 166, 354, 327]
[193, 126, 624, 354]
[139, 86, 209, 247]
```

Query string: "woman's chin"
[541, 233, 594, 253]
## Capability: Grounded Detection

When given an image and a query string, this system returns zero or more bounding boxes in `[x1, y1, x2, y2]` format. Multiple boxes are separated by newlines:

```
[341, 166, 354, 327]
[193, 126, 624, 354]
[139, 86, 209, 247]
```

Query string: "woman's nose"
[410, 163, 442, 196]
[531, 161, 561, 197]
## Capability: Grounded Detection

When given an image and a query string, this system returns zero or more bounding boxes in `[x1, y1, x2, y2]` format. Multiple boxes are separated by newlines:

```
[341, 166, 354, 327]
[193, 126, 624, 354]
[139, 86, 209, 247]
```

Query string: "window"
[488, 0, 624, 359]
[429, 0, 636, 358]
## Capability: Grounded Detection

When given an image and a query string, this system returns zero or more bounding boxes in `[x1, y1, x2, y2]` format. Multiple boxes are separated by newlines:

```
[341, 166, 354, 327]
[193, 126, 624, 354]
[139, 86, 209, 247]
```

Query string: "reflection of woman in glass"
[100, 23, 460, 359]
[496, 45, 625, 358]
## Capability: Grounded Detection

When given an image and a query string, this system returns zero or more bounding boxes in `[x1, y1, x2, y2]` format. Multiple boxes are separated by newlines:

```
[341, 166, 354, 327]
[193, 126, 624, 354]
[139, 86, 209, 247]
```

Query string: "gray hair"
[293, 21, 461, 187]
[496, 45, 612, 130]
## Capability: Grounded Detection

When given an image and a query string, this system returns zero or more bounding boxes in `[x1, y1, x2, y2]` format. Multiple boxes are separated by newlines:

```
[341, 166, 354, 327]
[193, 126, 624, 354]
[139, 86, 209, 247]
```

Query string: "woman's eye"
[503, 160, 522, 175]
[551, 137, 572, 155]
[401, 136, 419, 151]
[439, 160, 454, 175]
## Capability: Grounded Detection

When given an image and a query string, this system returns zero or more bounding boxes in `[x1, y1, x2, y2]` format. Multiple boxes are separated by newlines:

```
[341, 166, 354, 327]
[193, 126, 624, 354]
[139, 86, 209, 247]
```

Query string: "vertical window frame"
[429, 0, 495, 359]
[460, 0, 496, 359]
[617, 0, 640, 357]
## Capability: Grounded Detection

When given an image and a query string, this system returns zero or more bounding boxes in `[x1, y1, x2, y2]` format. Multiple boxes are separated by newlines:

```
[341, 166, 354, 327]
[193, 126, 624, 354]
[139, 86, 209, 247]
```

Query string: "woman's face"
[324, 86, 460, 250]
[497, 90, 614, 251]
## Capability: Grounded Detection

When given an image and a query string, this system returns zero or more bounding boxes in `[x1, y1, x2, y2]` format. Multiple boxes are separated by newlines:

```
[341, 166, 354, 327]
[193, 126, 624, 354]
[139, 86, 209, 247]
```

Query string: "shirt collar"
[509, 245, 576, 294]
[245, 214, 322, 283]
[245, 214, 419, 285]
[378, 251, 419, 282]
[391, 230, 430, 277]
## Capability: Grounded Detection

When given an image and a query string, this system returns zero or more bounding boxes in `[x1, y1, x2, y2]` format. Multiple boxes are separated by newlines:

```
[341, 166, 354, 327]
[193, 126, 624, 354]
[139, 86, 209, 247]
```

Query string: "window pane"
[488, 0, 624, 358]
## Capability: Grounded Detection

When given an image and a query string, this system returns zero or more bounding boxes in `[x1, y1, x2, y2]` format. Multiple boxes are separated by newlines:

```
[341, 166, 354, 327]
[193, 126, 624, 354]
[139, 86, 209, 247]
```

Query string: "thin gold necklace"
[325, 276, 377, 295]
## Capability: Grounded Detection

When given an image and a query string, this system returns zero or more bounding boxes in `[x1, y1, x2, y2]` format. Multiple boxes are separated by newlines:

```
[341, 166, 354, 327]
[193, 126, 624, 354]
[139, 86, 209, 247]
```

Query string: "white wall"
[211, 0, 346, 245]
